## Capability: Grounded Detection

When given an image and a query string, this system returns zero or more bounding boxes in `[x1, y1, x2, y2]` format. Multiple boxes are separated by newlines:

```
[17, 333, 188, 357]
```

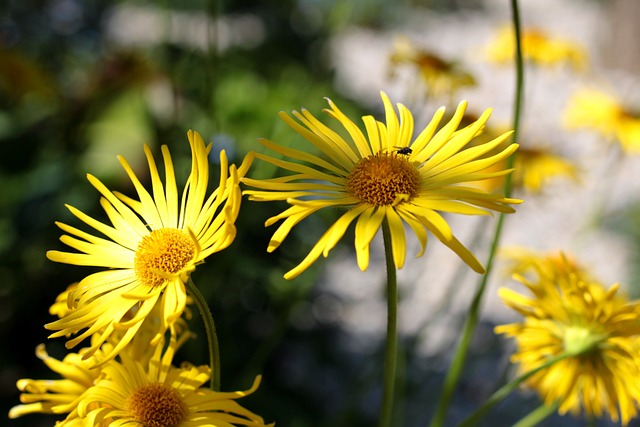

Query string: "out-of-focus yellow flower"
[500, 247, 588, 280]
[496, 251, 640, 425]
[243, 92, 521, 279]
[563, 88, 640, 153]
[461, 115, 579, 193]
[388, 36, 475, 99]
[486, 26, 588, 70]
[511, 147, 579, 192]
[476, 146, 579, 194]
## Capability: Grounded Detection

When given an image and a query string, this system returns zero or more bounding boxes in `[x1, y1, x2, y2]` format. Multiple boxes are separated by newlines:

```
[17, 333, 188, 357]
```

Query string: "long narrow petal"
[385, 207, 407, 269]
[381, 92, 399, 152]
[117, 153, 163, 229]
[258, 138, 349, 177]
[325, 98, 372, 159]
[284, 206, 366, 279]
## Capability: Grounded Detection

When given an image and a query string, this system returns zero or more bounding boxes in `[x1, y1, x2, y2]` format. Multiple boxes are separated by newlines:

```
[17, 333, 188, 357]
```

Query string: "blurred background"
[2, 0, 640, 426]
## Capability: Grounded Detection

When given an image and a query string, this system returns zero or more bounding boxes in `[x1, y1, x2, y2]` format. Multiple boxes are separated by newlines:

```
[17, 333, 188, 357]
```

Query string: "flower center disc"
[134, 228, 195, 287]
[563, 324, 603, 356]
[345, 152, 420, 206]
[127, 382, 186, 427]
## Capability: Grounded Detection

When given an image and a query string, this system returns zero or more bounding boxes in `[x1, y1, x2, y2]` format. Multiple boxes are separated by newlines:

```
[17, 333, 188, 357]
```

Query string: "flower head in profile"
[242, 92, 521, 279]
[46, 131, 249, 363]
[388, 35, 475, 99]
[485, 26, 588, 71]
[78, 334, 271, 427]
[496, 251, 640, 425]
[563, 87, 640, 153]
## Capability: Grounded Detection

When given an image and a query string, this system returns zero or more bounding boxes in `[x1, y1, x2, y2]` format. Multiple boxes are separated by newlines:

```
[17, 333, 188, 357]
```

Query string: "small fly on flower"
[394, 146, 413, 156]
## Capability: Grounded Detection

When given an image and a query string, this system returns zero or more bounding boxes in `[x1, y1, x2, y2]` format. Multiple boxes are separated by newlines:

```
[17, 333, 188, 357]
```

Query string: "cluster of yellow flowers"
[9, 132, 271, 427]
[10, 91, 523, 426]
[9, 23, 640, 427]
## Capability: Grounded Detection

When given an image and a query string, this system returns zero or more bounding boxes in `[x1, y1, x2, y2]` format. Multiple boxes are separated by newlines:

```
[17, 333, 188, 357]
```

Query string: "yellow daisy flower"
[475, 146, 579, 194]
[9, 323, 195, 426]
[388, 36, 475, 99]
[46, 130, 249, 363]
[486, 26, 588, 70]
[457, 114, 579, 194]
[78, 334, 271, 427]
[496, 252, 640, 425]
[511, 147, 579, 192]
[8, 344, 101, 426]
[242, 92, 521, 279]
[499, 247, 589, 281]
[563, 88, 640, 153]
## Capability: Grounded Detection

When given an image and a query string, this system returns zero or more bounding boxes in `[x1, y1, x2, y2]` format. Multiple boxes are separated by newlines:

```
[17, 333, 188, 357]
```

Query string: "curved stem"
[512, 402, 560, 427]
[429, 2, 524, 426]
[455, 353, 569, 427]
[186, 277, 221, 391]
[379, 218, 399, 427]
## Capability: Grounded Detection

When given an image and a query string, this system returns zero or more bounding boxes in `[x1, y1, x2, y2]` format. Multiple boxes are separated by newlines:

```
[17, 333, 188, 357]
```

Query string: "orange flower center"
[134, 228, 195, 287]
[345, 152, 420, 206]
[127, 382, 186, 427]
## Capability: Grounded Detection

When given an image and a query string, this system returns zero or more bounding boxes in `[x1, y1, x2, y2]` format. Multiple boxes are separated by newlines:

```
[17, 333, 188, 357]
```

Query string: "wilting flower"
[496, 251, 640, 425]
[485, 26, 588, 70]
[78, 334, 271, 427]
[563, 87, 640, 153]
[242, 92, 521, 279]
[46, 131, 249, 363]
[8, 344, 101, 426]
[388, 35, 475, 99]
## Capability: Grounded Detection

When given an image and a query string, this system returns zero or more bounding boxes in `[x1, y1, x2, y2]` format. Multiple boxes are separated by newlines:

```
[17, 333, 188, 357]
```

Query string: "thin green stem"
[456, 353, 569, 427]
[428, 2, 524, 426]
[512, 402, 560, 427]
[206, 0, 221, 131]
[511, 0, 525, 175]
[379, 218, 399, 427]
[186, 277, 221, 391]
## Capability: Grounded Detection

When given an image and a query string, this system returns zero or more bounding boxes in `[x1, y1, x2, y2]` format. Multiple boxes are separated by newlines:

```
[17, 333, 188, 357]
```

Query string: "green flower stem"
[186, 277, 221, 391]
[455, 353, 569, 427]
[379, 218, 399, 427]
[428, 2, 524, 426]
[512, 402, 560, 427]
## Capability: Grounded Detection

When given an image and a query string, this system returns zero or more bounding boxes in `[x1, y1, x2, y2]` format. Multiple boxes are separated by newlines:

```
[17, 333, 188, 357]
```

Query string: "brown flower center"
[345, 152, 420, 206]
[127, 382, 187, 427]
[134, 228, 195, 287]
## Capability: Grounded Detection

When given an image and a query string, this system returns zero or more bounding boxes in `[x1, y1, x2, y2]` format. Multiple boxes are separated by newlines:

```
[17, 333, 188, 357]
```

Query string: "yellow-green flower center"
[127, 382, 186, 427]
[134, 228, 195, 287]
[563, 325, 604, 356]
[345, 152, 420, 206]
